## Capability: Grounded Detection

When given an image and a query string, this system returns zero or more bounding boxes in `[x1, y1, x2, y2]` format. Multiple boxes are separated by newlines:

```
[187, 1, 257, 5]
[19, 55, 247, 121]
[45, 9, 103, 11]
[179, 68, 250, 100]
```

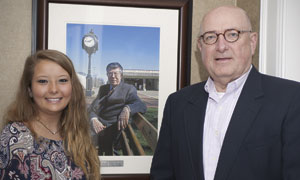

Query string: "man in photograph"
[89, 62, 147, 155]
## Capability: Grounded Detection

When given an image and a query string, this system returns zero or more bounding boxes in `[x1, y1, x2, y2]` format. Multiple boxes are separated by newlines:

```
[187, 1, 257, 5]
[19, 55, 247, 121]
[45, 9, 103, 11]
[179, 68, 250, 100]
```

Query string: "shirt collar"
[205, 65, 252, 96]
[110, 82, 122, 90]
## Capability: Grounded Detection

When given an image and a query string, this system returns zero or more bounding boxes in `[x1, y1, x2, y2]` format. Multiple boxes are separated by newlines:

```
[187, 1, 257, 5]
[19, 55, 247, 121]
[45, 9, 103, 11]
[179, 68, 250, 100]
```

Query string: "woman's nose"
[49, 82, 58, 93]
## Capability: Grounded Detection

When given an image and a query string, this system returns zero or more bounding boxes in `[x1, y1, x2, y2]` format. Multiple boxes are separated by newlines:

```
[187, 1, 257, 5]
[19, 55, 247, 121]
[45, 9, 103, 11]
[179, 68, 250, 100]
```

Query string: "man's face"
[198, 7, 257, 86]
[107, 68, 122, 87]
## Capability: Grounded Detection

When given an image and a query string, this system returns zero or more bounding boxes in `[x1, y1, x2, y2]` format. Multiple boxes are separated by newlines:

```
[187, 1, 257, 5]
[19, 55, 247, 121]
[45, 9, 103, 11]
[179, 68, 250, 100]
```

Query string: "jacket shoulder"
[261, 73, 300, 87]
[121, 82, 136, 89]
[260, 74, 300, 95]
[99, 84, 110, 90]
[168, 82, 206, 101]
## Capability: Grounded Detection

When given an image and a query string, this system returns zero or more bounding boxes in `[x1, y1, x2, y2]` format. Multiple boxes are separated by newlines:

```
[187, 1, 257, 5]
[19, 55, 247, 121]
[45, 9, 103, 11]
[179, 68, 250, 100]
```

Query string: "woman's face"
[31, 60, 72, 117]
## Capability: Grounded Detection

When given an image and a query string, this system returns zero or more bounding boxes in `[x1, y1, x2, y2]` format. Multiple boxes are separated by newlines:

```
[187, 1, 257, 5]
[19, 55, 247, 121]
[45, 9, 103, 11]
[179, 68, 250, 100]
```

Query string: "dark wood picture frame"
[34, 0, 192, 90]
[33, 0, 192, 179]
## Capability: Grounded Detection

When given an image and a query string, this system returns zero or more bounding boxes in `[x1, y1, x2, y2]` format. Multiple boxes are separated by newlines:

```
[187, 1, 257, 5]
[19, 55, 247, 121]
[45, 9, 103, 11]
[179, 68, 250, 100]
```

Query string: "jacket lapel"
[184, 83, 208, 180]
[214, 68, 264, 180]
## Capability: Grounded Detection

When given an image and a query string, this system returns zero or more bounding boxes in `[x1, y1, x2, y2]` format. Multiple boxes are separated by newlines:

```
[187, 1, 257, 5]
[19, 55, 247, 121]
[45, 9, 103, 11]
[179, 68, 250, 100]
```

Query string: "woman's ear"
[28, 87, 33, 98]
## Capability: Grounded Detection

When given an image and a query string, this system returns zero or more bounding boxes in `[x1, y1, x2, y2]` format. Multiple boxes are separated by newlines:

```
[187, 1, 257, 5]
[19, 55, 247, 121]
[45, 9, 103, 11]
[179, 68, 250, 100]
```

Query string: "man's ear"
[197, 38, 203, 52]
[250, 32, 258, 55]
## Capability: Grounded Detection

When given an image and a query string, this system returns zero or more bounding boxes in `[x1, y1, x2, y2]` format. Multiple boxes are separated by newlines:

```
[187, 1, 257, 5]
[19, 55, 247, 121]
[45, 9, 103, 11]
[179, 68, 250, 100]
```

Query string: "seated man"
[89, 62, 147, 155]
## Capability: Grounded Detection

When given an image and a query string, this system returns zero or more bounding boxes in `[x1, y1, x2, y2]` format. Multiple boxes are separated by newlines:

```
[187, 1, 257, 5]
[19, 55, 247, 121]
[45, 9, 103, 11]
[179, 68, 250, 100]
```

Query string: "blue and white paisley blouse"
[0, 122, 86, 180]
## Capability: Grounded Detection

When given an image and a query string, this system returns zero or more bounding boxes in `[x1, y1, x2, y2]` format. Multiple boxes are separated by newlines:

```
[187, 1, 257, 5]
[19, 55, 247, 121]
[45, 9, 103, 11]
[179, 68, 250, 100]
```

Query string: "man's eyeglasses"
[199, 29, 252, 45]
[107, 71, 121, 77]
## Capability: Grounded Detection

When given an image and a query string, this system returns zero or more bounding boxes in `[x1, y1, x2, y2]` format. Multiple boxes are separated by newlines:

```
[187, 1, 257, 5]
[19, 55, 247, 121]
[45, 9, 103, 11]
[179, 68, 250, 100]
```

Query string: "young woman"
[0, 50, 100, 179]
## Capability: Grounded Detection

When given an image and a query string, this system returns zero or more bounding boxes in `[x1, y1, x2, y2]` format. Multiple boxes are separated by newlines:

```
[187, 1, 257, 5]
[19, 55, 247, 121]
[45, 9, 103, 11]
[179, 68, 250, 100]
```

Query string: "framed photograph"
[34, 0, 191, 178]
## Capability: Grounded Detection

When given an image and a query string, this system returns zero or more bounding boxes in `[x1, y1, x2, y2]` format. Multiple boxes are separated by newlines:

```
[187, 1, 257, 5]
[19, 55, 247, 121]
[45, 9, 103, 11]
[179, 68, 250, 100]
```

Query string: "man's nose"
[215, 34, 228, 52]
[111, 73, 118, 78]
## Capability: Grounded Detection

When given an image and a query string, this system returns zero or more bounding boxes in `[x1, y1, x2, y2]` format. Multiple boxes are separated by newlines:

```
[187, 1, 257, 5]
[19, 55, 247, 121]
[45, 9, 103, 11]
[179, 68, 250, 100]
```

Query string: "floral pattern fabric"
[0, 122, 86, 180]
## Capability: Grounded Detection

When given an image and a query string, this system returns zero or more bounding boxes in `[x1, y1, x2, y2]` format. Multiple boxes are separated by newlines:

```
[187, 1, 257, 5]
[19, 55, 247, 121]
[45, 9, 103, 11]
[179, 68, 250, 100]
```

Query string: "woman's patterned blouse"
[0, 122, 86, 180]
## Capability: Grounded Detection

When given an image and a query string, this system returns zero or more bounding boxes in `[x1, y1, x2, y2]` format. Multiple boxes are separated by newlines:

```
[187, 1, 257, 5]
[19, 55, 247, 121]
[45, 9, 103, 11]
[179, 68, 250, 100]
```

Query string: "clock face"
[84, 36, 95, 47]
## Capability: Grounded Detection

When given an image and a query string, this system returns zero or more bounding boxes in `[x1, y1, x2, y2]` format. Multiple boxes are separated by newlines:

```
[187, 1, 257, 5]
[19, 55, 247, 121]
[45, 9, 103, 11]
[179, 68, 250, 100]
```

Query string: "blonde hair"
[3, 49, 100, 179]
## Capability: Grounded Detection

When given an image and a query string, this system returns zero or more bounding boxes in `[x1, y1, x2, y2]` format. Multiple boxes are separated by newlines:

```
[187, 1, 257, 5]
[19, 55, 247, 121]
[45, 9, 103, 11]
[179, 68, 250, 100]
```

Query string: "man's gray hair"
[106, 62, 123, 74]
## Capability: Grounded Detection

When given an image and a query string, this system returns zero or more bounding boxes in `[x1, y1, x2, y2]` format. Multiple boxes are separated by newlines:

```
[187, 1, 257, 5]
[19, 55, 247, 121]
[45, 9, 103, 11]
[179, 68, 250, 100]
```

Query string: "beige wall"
[0, 0, 260, 127]
[0, 0, 32, 128]
[191, 0, 260, 84]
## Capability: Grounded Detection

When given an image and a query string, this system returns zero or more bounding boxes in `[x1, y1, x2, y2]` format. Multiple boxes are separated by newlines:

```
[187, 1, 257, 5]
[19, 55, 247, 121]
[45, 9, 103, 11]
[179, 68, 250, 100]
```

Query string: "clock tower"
[82, 29, 99, 96]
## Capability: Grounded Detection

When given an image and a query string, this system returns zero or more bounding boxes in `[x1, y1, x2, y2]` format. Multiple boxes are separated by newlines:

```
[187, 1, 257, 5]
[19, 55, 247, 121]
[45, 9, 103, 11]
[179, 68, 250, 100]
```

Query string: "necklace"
[36, 119, 59, 135]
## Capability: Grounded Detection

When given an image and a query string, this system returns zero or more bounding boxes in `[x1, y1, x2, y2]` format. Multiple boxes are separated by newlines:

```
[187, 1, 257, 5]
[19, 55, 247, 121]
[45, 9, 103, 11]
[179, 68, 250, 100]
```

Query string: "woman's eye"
[59, 79, 69, 83]
[37, 79, 47, 84]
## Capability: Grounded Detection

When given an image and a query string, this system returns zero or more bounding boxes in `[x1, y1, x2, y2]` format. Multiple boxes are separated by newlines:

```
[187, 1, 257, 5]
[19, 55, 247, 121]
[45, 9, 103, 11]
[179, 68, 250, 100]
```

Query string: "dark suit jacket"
[89, 82, 147, 128]
[150, 67, 300, 180]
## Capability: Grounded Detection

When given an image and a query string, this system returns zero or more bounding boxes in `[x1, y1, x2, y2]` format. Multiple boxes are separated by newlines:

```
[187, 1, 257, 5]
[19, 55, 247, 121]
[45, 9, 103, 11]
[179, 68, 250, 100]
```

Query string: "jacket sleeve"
[88, 86, 102, 120]
[87, 88, 104, 134]
[125, 85, 147, 115]
[282, 85, 300, 179]
[150, 95, 174, 179]
[88, 85, 108, 123]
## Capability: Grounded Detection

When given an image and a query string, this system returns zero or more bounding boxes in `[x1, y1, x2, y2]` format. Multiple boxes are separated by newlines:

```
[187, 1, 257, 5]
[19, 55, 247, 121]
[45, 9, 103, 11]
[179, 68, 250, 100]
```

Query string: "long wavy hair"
[3, 49, 100, 179]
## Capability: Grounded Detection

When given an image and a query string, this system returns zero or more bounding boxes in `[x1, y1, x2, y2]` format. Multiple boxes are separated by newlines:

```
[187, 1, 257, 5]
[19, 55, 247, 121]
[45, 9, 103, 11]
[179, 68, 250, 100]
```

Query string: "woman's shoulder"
[0, 122, 34, 168]
[1, 122, 30, 137]
[0, 123, 87, 179]
[1, 122, 34, 148]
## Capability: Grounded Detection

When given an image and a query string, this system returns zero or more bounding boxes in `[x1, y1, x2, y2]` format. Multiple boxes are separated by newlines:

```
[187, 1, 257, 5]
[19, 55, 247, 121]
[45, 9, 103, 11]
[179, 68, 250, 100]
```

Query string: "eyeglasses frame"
[107, 71, 122, 77]
[199, 29, 252, 45]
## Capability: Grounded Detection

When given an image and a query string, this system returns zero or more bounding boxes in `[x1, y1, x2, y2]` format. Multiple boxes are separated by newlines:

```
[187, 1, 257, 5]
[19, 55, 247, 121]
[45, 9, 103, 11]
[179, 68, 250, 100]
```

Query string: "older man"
[89, 62, 147, 155]
[150, 6, 300, 180]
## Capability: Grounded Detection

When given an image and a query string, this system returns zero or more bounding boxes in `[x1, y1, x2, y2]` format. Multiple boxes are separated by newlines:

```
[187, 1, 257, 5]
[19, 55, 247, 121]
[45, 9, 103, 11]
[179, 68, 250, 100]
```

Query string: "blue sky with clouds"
[66, 24, 160, 81]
